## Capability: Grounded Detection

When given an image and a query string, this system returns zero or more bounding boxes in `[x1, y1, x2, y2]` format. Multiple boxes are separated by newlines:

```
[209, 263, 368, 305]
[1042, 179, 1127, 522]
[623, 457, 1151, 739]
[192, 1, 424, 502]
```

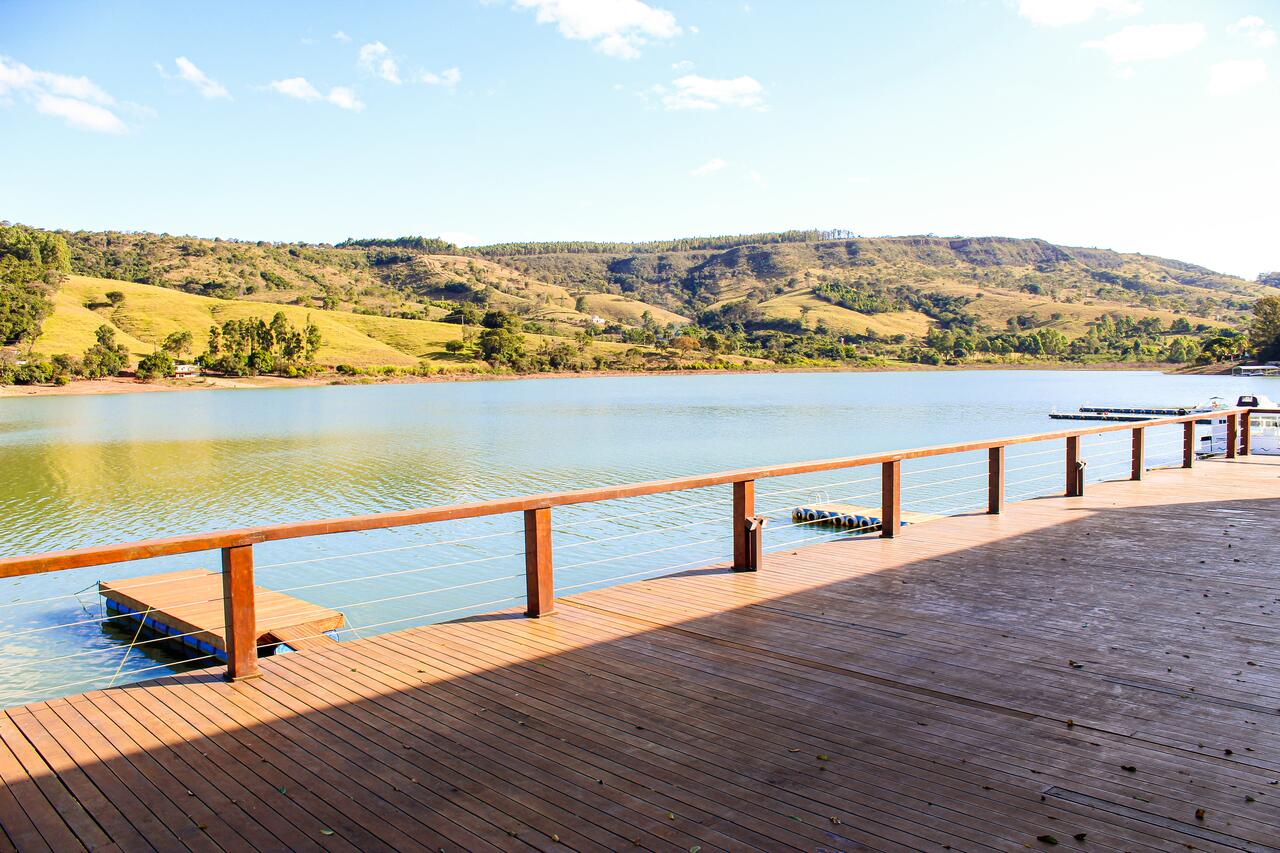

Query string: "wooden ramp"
[98, 569, 344, 660]
[0, 458, 1276, 851]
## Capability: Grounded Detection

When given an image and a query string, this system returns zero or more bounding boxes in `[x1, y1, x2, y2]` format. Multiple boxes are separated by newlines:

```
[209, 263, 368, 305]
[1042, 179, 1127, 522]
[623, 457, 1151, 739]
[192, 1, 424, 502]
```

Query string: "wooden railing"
[0, 407, 1254, 682]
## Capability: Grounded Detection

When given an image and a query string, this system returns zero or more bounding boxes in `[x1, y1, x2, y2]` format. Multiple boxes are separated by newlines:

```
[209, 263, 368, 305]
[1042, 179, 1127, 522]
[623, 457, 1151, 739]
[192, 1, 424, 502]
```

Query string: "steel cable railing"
[0, 407, 1250, 704]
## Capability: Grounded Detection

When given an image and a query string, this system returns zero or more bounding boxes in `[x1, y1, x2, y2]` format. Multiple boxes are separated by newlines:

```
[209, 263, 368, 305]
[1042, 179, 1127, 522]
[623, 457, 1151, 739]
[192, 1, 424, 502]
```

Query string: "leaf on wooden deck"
[1036, 834, 1059, 845]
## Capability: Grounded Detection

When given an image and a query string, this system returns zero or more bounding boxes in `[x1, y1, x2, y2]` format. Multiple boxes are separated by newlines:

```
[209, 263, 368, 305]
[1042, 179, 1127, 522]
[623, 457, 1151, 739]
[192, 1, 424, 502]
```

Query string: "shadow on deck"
[0, 460, 1277, 852]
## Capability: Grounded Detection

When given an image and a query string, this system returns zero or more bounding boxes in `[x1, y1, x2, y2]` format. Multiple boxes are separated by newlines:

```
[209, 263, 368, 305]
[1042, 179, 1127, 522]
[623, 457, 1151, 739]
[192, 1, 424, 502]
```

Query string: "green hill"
[34, 275, 642, 369]
[9, 226, 1276, 374]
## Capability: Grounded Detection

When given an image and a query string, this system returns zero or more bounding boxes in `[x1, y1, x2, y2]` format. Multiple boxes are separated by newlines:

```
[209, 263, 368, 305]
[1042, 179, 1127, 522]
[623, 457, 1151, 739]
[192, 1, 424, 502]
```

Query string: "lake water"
[1, 369, 1271, 705]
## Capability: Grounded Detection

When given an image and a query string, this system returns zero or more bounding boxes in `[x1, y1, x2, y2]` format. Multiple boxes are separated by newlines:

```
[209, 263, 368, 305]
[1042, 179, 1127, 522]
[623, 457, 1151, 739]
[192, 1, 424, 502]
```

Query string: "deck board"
[2, 457, 1279, 851]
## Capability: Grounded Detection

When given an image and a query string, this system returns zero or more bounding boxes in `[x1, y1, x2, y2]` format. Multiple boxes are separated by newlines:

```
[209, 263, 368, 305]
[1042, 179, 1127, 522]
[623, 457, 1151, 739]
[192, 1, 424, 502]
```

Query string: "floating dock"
[99, 568, 345, 660]
[791, 502, 938, 529]
[1050, 404, 1214, 423]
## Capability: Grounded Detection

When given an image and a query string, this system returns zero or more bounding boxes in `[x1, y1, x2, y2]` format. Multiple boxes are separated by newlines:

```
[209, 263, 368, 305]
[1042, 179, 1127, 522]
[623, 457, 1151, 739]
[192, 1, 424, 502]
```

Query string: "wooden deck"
[99, 569, 344, 657]
[1, 456, 1278, 851]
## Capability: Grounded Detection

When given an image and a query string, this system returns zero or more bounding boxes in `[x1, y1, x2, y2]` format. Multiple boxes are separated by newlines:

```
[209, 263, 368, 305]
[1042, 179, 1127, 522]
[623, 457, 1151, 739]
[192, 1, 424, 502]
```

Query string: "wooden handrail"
[1, 405, 1252, 684]
[0, 407, 1249, 579]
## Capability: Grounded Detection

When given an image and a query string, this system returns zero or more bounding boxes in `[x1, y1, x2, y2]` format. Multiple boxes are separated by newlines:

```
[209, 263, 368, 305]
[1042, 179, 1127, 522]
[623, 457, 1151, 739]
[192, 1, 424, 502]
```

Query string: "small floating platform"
[1077, 405, 1197, 416]
[791, 503, 939, 530]
[1050, 411, 1165, 422]
[99, 568, 345, 661]
[1050, 403, 1216, 423]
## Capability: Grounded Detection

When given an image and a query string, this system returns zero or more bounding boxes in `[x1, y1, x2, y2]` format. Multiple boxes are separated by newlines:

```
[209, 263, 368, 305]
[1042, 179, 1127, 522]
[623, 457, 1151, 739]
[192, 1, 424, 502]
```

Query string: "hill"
[56, 229, 1272, 339]
[33, 275, 647, 369]
[5, 226, 1273, 378]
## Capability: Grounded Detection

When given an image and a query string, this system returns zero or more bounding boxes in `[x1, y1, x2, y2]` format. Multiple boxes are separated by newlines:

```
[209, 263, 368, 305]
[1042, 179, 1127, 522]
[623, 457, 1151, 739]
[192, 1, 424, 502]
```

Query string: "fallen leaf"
[1194, 808, 1206, 821]
[320, 829, 334, 836]
[1037, 834, 1059, 845]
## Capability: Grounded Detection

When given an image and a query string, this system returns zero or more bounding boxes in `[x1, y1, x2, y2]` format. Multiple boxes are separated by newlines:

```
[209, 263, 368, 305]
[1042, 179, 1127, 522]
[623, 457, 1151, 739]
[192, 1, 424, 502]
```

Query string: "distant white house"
[590, 315, 607, 326]
[174, 363, 201, 378]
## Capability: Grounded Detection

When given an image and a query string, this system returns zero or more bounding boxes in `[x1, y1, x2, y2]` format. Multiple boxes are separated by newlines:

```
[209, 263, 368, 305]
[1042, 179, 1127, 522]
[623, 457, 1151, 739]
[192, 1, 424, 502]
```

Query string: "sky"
[1, 0, 1277, 278]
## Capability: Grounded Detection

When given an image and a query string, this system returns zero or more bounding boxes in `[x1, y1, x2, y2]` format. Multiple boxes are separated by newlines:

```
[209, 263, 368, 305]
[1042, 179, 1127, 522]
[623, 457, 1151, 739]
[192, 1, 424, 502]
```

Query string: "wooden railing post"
[523, 508, 555, 617]
[732, 480, 758, 571]
[1183, 420, 1195, 468]
[1130, 427, 1144, 481]
[1241, 412, 1251, 456]
[881, 460, 900, 538]
[1226, 413, 1238, 460]
[1065, 436, 1084, 497]
[221, 544, 260, 681]
[988, 446, 1004, 515]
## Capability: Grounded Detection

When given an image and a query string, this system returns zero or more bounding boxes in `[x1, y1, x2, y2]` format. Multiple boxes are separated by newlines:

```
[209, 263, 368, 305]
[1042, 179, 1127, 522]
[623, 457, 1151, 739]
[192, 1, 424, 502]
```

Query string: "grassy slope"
[35, 275, 640, 367]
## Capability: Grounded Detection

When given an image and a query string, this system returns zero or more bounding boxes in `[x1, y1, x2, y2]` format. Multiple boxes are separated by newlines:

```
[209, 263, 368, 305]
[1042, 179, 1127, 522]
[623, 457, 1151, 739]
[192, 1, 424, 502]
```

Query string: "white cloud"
[157, 57, 229, 99]
[1017, 0, 1141, 27]
[1207, 58, 1268, 96]
[0, 55, 128, 133]
[421, 67, 462, 88]
[662, 74, 765, 110]
[268, 76, 363, 110]
[333, 30, 351, 42]
[269, 76, 322, 101]
[748, 169, 765, 186]
[358, 42, 401, 84]
[35, 93, 126, 133]
[512, 0, 681, 59]
[1084, 23, 1206, 63]
[671, 59, 694, 71]
[326, 86, 365, 110]
[1229, 16, 1278, 49]
[690, 157, 727, 176]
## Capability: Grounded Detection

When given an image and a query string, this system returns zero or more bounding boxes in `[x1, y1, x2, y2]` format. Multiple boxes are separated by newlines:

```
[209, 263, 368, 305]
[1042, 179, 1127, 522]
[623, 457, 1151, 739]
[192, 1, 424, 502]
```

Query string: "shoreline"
[0, 361, 1238, 399]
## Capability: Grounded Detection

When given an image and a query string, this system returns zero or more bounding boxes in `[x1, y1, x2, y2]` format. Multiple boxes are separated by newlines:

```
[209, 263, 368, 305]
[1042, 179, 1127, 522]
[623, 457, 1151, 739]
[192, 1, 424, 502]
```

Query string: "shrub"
[136, 351, 176, 381]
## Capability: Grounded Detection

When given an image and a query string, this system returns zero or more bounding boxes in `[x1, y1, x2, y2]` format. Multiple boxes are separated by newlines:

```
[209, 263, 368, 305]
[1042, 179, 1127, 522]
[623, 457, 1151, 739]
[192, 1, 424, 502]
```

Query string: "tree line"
[0, 224, 71, 346]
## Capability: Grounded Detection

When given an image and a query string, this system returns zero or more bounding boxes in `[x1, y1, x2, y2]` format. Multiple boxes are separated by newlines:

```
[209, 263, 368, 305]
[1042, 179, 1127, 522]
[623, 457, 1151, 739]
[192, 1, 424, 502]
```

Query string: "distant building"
[175, 363, 201, 378]
[590, 315, 607, 326]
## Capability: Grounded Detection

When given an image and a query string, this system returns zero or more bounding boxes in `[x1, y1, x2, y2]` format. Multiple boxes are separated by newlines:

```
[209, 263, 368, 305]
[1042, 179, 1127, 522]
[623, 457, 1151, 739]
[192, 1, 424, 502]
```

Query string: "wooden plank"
[0, 456, 1276, 849]
[265, 625, 338, 651]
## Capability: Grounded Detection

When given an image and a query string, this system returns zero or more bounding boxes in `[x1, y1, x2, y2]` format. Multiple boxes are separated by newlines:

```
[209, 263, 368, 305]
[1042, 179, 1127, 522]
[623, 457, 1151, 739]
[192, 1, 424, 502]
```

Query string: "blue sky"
[2, 0, 1277, 277]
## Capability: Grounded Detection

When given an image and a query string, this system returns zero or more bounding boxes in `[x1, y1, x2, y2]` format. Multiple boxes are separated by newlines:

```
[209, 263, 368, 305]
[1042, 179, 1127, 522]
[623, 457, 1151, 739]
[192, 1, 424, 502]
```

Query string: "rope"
[107, 606, 153, 688]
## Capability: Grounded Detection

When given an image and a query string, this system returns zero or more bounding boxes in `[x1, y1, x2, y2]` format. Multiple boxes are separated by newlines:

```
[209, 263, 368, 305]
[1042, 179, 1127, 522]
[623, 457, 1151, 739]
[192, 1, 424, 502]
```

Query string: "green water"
[0, 369, 1269, 705]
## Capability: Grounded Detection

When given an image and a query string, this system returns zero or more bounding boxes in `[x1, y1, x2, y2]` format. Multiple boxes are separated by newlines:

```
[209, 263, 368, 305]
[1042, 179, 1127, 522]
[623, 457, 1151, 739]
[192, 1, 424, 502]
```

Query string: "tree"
[0, 224, 71, 345]
[81, 325, 130, 378]
[670, 335, 700, 354]
[477, 327, 524, 367]
[161, 330, 193, 358]
[136, 351, 175, 380]
[1249, 295, 1280, 362]
[1163, 337, 1198, 363]
[105, 290, 125, 307]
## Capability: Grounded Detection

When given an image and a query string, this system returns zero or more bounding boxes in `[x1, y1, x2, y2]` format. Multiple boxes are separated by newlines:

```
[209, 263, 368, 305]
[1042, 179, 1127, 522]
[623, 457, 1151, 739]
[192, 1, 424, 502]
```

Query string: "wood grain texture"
[1, 456, 1276, 851]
